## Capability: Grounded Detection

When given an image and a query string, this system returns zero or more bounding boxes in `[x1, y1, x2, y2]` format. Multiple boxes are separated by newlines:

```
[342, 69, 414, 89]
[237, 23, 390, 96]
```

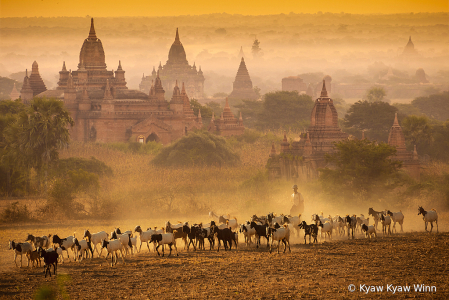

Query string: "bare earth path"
[0, 232, 448, 299]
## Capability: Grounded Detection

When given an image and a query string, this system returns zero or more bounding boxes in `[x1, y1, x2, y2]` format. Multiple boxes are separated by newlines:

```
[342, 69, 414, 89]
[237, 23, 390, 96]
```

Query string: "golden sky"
[1, 0, 448, 17]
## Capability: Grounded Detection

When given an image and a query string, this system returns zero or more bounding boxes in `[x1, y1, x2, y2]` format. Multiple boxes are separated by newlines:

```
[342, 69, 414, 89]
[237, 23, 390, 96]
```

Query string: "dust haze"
[1, 13, 449, 97]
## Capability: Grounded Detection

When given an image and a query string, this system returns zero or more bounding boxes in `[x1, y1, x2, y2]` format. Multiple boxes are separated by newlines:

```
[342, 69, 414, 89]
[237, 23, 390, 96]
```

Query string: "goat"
[386, 210, 404, 233]
[209, 211, 232, 224]
[150, 233, 178, 257]
[361, 224, 377, 239]
[332, 215, 345, 236]
[368, 208, 384, 231]
[267, 213, 287, 227]
[83, 229, 108, 257]
[165, 221, 188, 250]
[74, 238, 93, 261]
[250, 214, 268, 225]
[345, 215, 357, 239]
[46, 247, 64, 263]
[356, 215, 369, 233]
[52, 234, 76, 261]
[240, 223, 256, 246]
[213, 227, 235, 252]
[101, 239, 125, 266]
[418, 206, 438, 233]
[38, 247, 58, 277]
[25, 234, 51, 249]
[110, 232, 133, 255]
[27, 250, 41, 268]
[186, 224, 201, 251]
[195, 223, 215, 250]
[318, 221, 333, 241]
[380, 214, 392, 236]
[134, 226, 160, 253]
[284, 214, 302, 237]
[298, 221, 318, 244]
[250, 221, 269, 248]
[8, 240, 33, 267]
[267, 224, 291, 253]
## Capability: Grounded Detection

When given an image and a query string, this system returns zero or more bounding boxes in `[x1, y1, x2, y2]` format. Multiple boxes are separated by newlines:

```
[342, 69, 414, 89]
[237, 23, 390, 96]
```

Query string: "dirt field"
[1, 227, 448, 299]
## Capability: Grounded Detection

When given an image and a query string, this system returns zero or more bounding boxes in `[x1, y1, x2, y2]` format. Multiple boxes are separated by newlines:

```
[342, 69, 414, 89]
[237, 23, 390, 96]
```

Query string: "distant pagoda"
[9, 82, 21, 100]
[388, 113, 420, 180]
[139, 29, 205, 99]
[208, 97, 244, 136]
[402, 36, 419, 58]
[27, 61, 47, 96]
[228, 57, 258, 100]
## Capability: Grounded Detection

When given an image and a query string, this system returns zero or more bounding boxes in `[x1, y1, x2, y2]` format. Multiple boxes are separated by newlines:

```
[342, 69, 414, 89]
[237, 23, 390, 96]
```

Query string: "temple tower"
[9, 83, 21, 100]
[28, 61, 47, 96]
[228, 57, 258, 100]
[20, 70, 34, 103]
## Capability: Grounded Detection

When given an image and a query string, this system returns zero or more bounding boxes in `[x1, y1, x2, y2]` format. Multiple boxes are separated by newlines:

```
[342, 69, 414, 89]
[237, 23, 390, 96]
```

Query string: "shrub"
[152, 131, 240, 167]
[0, 201, 32, 223]
[56, 157, 113, 177]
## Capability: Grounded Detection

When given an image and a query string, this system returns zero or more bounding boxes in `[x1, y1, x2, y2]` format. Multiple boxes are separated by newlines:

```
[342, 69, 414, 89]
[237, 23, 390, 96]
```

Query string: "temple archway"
[146, 132, 159, 143]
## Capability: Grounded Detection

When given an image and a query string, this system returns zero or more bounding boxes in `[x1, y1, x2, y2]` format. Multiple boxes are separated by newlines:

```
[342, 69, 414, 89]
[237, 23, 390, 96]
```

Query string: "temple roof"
[28, 61, 47, 96]
[79, 18, 107, 70]
[388, 113, 407, 151]
[167, 28, 188, 65]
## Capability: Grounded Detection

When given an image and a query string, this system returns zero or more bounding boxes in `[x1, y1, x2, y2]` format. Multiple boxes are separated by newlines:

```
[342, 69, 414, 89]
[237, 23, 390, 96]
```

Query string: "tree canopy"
[234, 91, 314, 131]
[343, 100, 399, 141]
[319, 139, 401, 200]
[411, 91, 449, 122]
[366, 86, 387, 102]
[152, 131, 240, 167]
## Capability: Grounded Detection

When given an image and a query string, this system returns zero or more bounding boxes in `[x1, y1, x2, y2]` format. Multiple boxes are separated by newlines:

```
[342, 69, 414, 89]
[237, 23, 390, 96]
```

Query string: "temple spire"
[117, 60, 122, 71]
[175, 28, 180, 42]
[393, 113, 399, 127]
[320, 80, 328, 98]
[225, 97, 230, 108]
[88, 18, 97, 40]
[62, 61, 67, 71]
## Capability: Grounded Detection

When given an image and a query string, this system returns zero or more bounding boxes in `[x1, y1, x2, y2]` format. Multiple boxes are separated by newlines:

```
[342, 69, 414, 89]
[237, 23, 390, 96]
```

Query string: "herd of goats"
[8, 205, 439, 277]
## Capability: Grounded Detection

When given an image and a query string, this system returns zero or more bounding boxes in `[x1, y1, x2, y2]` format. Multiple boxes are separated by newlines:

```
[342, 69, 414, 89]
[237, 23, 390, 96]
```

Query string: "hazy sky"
[1, 0, 448, 17]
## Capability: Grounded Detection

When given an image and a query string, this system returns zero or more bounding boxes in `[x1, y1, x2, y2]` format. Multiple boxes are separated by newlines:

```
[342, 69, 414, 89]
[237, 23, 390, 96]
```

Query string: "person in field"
[290, 185, 304, 215]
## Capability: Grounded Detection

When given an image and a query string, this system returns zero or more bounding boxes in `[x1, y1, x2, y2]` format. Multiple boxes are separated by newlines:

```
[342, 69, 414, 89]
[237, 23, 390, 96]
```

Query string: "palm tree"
[6, 97, 74, 194]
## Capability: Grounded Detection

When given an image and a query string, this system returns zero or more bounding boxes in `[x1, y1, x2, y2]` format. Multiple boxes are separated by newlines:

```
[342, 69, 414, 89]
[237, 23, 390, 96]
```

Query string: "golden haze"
[1, 0, 448, 17]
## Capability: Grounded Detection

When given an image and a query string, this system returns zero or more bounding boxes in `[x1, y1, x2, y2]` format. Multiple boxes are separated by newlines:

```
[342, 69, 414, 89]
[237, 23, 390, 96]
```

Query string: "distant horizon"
[1, 11, 449, 19]
[1, 0, 448, 18]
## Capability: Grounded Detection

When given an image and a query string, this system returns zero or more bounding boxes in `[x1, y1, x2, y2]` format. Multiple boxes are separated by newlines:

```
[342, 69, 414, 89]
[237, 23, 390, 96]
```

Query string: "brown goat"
[27, 250, 41, 268]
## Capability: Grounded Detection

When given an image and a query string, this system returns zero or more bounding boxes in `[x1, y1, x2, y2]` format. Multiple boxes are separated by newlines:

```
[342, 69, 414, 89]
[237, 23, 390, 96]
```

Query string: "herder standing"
[290, 185, 304, 215]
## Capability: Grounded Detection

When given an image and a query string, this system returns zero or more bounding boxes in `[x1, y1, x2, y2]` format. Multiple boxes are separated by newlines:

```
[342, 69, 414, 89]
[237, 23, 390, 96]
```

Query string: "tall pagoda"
[228, 57, 258, 100]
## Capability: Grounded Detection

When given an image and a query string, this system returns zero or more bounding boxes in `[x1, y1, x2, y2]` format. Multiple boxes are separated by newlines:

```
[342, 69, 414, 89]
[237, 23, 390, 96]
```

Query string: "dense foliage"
[234, 91, 314, 131]
[320, 139, 401, 201]
[152, 131, 240, 167]
[411, 91, 449, 122]
[344, 100, 399, 141]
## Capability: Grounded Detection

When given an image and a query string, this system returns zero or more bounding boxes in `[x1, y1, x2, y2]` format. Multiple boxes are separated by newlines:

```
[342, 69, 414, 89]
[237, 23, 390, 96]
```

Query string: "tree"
[0, 100, 26, 196]
[319, 139, 401, 201]
[205, 101, 222, 118]
[401, 116, 433, 151]
[190, 99, 213, 120]
[258, 91, 314, 130]
[251, 38, 261, 58]
[3, 97, 74, 193]
[343, 100, 399, 142]
[411, 91, 449, 121]
[366, 86, 387, 102]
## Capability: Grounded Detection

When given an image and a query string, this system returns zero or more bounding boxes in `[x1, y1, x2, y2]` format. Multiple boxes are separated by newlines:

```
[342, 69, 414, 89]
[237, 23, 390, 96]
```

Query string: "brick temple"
[208, 97, 244, 136]
[139, 29, 205, 100]
[228, 58, 258, 100]
[25, 18, 207, 144]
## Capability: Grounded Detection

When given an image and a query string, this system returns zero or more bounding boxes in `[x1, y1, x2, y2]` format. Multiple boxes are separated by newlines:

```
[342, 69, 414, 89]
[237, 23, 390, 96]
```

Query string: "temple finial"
[225, 97, 230, 108]
[393, 112, 399, 126]
[320, 79, 328, 98]
[88, 18, 97, 40]
[175, 28, 180, 42]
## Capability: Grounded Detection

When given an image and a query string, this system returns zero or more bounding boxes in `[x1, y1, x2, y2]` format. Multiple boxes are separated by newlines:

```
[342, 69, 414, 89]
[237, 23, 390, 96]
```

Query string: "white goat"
[386, 210, 404, 233]
[101, 239, 125, 266]
[267, 225, 291, 253]
[356, 214, 369, 233]
[52, 234, 76, 261]
[74, 238, 93, 262]
[361, 224, 377, 239]
[380, 214, 392, 236]
[418, 206, 438, 233]
[150, 233, 179, 257]
[9, 240, 33, 267]
[111, 231, 133, 255]
[83, 229, 108, 257]
[318, 221, 333, 241]
[134, 226, 158, 252]
[239, 223, 256, 246]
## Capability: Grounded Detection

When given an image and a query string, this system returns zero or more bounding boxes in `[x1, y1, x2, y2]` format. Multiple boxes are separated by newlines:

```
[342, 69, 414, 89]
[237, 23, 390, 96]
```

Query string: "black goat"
[213, 227, 235, 252]
[298, 221, 318, 244]
[38, 248, 58, 277]
[250, 221, 269, 248]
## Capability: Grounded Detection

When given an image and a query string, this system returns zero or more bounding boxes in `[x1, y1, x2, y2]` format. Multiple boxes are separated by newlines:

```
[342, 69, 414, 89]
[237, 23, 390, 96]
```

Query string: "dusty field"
[0, 227, 448, 299]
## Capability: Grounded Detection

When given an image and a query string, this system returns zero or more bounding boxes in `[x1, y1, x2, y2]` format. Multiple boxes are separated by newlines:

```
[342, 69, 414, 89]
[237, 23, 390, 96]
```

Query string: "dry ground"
[1, 229, 448, 299]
